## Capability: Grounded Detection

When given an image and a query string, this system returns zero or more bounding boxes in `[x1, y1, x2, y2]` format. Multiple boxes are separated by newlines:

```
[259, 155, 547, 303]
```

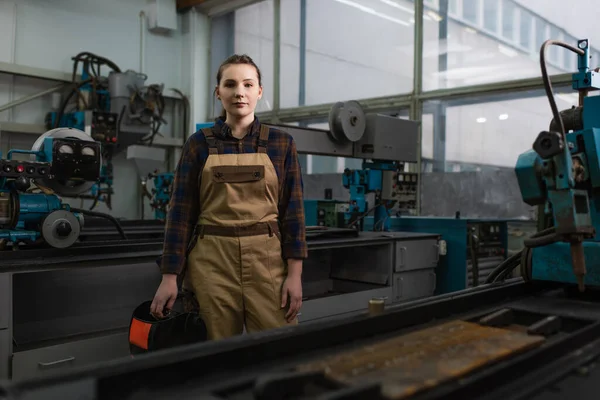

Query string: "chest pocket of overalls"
[212, 165, 265, 183]
[211, 164, 267, 205]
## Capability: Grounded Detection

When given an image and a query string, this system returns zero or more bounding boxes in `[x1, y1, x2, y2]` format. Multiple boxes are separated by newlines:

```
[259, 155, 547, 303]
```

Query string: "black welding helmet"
[128, 300, 208, 355]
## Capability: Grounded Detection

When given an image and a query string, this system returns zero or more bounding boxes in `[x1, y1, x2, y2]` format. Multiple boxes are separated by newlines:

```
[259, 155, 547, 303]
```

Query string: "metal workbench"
[2, 279, 600, 400]
[0, 230, 441, 381]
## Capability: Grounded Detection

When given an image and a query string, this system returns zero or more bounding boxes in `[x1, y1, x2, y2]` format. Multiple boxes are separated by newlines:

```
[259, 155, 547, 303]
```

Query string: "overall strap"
[201, 128, 219, 155]
[257, 124, 270, 154]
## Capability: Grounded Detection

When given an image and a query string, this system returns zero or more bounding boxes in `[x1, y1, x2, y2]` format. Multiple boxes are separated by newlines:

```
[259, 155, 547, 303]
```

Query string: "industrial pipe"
[549, 107, 583, 133]
[0, 84, 65, 113]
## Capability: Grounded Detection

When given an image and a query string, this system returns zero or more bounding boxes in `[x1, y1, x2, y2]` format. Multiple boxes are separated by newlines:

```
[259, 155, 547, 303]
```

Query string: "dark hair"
[215, 54, 263, 118]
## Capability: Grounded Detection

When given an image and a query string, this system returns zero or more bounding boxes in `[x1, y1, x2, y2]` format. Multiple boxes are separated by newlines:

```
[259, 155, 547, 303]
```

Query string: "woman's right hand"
[150, 274, 179, 319]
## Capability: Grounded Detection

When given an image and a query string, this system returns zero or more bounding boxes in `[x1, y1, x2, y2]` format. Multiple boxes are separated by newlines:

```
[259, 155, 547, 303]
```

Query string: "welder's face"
[216, 64, 262, 119]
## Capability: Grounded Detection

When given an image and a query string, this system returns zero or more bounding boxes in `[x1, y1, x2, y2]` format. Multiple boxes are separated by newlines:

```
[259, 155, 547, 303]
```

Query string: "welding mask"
[128, 300, 208, 355]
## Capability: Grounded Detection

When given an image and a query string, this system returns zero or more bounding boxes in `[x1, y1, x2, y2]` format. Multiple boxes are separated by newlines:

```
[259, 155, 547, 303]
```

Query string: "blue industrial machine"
[515, 38, 600, 292]
[146, 171, 174, 220]
[45, 52, 167, 210]
[0, 128, 102, 248]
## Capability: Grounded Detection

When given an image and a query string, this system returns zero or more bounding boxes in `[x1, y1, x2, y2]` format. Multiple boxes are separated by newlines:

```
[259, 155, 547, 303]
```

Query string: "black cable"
[484, 227, 557, 284]
[539, 40, 585, 138]
[70, 207, 128, 240]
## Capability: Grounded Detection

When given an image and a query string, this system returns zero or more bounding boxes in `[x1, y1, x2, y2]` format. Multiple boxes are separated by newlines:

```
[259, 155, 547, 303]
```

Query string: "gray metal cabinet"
[12, 332, 130, 380]
[395, 239, 439, 272]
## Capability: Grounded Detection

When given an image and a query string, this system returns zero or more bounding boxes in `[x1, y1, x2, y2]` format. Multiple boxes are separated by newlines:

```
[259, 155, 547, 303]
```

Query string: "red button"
[16, 165, 24, 173]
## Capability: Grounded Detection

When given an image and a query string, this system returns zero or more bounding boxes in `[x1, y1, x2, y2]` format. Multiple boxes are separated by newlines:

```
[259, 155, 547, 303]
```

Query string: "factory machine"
[45, 52, 171, 210]
[0, 128, 103, 248]
[141, 170, 174, 220]
[4, 38, 600, 400]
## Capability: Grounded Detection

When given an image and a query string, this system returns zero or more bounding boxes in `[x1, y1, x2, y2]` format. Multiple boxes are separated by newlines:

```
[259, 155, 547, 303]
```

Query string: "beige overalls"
[185, 125, 297, 340]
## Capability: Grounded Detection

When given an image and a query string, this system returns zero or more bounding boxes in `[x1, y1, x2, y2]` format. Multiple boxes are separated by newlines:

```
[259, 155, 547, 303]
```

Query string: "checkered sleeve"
[160, 136, 201, 275]
[278, 136, 308, 259]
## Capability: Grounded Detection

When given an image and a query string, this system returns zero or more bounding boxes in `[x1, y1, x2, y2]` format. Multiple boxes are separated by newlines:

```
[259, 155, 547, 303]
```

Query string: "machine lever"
[38, 356, 75, 369]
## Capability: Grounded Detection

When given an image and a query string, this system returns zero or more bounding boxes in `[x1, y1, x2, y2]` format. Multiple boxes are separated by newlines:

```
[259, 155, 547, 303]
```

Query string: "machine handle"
[38, 356, 75, 369]
[395, 276, 403, 301]
[398, 247, 407, 268]
[430, 272, 437, 293]
[434, 244, 440, 263]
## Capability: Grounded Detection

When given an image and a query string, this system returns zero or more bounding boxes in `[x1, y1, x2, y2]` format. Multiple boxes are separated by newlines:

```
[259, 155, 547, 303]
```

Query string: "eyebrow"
[223, 78, 256, 82]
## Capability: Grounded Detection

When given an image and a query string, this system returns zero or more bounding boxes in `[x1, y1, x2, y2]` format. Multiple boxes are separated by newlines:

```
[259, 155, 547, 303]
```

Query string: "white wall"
[0, 0, 210, 219]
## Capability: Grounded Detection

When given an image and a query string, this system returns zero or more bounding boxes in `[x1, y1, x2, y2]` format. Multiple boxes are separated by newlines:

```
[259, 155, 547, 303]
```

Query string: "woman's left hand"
[281, 275, 303, 322]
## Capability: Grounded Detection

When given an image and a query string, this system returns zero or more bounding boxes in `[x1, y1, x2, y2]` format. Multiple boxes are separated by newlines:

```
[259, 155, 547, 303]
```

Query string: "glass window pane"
[483, 0, 498, 34]
[233, 0, 274, 113]
[280, 0, 414, 108]
[501, 1, 515, 40]
[535, 18, 546, 48]
[448, 0, 458, 16]
[423, 0, 586, 90]
[519, 9, 532, 50]
[420, 87, 578, 218]
[462, 0, 478, 24]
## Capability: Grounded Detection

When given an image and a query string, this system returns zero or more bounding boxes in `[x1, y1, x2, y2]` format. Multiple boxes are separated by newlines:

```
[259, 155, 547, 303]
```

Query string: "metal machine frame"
[3, 280, 600, 399]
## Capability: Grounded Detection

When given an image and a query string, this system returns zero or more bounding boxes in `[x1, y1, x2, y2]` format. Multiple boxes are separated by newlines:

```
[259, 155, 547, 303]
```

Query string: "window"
[448, 0, 458, 16]
[424, 0, 572, 90]
[279, 0, 415, 108]
[519, 9, 532, 50]
[535, 18, 547, 48]
[462, 0, 478, 24]
[483, 0, 498, 34]
[501, 1, 515, 41]
[420, 87, 578, 219]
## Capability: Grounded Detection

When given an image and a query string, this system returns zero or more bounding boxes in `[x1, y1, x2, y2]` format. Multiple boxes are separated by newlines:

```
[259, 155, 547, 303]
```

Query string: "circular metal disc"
[41, 210, 81, 249]
[328, 100, 366, 143]
[31, 128, 100, 196]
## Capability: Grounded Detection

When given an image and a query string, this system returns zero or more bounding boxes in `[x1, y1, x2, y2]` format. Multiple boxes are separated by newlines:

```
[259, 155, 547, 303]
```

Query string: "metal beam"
[184, 0, 263, 16]
[412, 0, 424, 215]
[176, 0, 209, 10]
[0, 122, 184, 148]
[272, 0, 281, 121]
[257, 93, 413, 123]
[259, 72, 575, 123]
[0, 122, 46, 135]
[0, 61, 74, 83]
[0, 84, 65, 113]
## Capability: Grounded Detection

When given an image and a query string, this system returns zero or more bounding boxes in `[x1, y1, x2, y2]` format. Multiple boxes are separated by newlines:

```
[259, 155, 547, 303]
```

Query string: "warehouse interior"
[1, 0, 600, 399]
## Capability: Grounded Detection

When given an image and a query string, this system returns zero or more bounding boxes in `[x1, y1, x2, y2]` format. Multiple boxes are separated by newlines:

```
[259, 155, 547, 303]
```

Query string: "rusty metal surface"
[295, 320, 546, 399]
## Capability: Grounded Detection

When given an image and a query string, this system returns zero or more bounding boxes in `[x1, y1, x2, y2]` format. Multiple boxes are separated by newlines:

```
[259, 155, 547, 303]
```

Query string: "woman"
[150, 54, 307, 341]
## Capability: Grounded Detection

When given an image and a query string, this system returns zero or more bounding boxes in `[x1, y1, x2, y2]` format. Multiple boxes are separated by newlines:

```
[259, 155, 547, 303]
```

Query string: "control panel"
[466, 222, 507, 287]
[51, 139, 102, 182]
[91, 111, 118, 144]
[0, 160, 50, 179]
[381, 171, 419, 214]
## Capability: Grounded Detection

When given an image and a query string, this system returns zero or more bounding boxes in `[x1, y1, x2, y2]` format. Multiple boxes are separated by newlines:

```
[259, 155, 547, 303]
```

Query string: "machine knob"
[14, 177, 30, 192]
[533, 131, 564, 159]
[55, 221, 72, 237]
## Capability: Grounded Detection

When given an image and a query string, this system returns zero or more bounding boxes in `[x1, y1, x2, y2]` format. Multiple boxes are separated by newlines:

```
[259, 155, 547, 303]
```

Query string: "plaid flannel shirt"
[159, 117, 308, 275]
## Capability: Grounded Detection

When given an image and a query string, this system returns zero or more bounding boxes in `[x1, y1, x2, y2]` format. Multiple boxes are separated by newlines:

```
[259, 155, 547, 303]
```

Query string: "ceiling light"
[334, 0, 411, 26]
[426, 10, 443, 22]
[498, 114, 508, 120]
[476, 117, 487, 123]
[378, 0, 414, 14]
[464, 27, 477, 34]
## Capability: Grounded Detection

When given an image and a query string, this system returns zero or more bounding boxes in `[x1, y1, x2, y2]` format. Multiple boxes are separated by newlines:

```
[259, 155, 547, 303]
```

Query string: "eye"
[245, 83, 253, 87]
